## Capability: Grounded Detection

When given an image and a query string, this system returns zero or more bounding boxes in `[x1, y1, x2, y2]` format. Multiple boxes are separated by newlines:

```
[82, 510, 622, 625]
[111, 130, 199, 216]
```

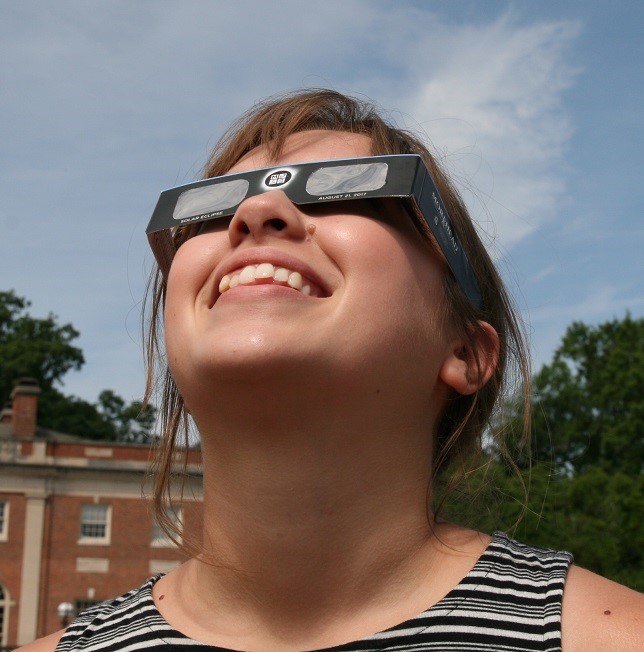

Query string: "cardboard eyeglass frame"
[146, 154, 483, 308]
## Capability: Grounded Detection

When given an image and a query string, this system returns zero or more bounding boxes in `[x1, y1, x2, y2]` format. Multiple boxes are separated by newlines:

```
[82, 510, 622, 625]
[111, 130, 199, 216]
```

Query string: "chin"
[172, 338, 320, 389]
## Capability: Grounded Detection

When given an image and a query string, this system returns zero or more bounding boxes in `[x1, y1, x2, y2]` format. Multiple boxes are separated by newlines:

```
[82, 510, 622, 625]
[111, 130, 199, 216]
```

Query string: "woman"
[25, 90, 642, 651]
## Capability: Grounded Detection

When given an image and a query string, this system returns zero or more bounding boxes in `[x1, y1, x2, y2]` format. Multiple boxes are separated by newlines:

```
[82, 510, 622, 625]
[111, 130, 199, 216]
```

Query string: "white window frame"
[151, 508, 182, 548]
[0, 501, 8, 542]
[0, 583, 9, 648]
[78, 504, 111, 545]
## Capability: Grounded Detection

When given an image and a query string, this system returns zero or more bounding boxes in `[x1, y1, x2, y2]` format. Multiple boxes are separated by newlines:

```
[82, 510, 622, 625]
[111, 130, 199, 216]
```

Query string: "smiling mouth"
[218, 263, 324, 297]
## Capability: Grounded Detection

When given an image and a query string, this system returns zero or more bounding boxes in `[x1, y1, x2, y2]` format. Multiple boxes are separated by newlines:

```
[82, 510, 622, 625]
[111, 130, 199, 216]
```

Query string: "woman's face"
[164, 130, 455, 416]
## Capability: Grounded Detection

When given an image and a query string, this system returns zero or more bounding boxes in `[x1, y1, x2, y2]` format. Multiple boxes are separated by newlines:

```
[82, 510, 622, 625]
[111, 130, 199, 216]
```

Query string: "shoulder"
[13, 630, 65, 652]
[562, 565, 644, 651]
[483, 531, 573, 580]
[22, 576, 162, 652]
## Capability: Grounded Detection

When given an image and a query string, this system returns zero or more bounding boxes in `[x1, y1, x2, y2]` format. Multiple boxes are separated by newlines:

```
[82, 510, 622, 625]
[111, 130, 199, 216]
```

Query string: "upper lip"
[210, 247, 332, 305]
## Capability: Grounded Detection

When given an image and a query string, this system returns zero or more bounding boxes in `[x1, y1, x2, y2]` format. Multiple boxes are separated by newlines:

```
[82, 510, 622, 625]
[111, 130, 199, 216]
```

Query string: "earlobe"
[439, 321, 500, 395]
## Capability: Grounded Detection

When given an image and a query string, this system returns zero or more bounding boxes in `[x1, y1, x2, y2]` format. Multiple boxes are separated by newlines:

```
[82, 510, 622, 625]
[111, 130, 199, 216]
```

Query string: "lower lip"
[213, 283, 313, 305]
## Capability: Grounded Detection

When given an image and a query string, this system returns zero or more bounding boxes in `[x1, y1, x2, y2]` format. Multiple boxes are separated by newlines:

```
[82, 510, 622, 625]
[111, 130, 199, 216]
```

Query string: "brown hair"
[144, 89, 531, 543]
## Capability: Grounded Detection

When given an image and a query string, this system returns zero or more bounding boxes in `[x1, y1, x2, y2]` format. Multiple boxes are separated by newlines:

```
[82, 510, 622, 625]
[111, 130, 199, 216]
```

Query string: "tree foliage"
[0, 290, 84, 400]
[531, 315, 643, 475]
[0, 290, 156, 442]
[96, 389, 157, 443]
[441, 314, 643, 591]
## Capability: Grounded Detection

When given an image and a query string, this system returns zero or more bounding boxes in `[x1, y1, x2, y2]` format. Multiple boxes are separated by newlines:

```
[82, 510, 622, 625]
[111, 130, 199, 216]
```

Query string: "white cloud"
[531, 284, 643, 324]
[531, 264, 558, 283]
[392, 15, 581, 255]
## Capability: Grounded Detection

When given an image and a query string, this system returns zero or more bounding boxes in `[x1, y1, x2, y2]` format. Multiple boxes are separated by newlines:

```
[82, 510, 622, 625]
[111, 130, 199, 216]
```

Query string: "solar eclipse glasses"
[146, 155, 482, 308]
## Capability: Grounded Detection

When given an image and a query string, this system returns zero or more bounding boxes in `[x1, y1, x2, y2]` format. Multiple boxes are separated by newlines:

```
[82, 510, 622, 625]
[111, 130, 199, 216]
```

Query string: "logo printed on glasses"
[264, 170, 292, 188]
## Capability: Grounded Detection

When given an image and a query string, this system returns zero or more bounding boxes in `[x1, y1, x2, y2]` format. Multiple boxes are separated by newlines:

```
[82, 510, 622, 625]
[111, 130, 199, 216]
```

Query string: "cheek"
[164, 234, 226, 349]
[174, 233, 224, 274]
[322, 215, 444, 302]
[166, 234, 225, 300]
[320, 216, 448, 364]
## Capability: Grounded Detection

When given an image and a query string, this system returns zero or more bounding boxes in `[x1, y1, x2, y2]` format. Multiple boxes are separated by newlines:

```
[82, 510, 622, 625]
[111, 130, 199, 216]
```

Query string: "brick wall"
[37, 495, 202, 636]
[0, 492, 26, 645]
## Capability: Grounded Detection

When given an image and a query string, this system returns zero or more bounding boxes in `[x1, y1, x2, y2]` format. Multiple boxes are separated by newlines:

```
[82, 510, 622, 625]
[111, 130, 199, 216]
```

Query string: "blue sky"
[1, 0, 642, 406]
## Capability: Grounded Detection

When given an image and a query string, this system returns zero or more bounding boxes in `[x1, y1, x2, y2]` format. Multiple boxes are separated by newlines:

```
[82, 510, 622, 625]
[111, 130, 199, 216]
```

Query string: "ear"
[439, 321, 500, 395]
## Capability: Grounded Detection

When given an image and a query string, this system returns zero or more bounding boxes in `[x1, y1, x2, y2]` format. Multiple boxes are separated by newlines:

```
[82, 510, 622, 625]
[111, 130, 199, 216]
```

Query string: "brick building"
[0, 380, 203, 648]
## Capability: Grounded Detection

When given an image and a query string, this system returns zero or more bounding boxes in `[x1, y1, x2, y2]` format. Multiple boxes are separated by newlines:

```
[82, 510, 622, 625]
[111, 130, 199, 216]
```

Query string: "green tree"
[38, 387, 119, 440]
[0, 290, 84, 401]
[0, 290, 156, 442]
[97, 389, 157, 443]
[531, 314, 643, 475]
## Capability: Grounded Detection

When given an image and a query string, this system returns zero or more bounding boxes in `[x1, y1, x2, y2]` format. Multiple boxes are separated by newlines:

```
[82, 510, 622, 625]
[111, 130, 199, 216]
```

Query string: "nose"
[228, 190, 307, 247]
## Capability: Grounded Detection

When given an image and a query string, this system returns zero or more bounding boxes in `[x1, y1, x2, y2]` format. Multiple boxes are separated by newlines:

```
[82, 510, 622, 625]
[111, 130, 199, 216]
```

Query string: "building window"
[151, 508, 182, 548]
[0, 501, 8, 542]
[0, 584, 8, 648]
[79, 504, 111, 544]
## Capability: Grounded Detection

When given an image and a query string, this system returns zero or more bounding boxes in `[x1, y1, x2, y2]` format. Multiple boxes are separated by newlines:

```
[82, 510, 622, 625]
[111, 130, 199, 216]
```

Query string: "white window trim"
[0, 501, 8, 542]
[0, 583, 10, 648]
[78, 504, 112, 546]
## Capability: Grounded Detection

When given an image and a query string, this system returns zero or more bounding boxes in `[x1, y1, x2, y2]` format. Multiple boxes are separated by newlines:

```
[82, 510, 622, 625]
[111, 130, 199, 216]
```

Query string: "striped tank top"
[55, 532, 573, 651]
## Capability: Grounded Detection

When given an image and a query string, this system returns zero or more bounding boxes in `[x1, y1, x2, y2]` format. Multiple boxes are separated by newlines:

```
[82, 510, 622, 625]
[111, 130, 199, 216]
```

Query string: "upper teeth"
[219, 263, 312, 296]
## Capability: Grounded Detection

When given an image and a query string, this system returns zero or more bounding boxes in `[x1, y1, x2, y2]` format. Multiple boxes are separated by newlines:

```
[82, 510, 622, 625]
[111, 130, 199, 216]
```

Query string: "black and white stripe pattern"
[55, 532, 572, 651]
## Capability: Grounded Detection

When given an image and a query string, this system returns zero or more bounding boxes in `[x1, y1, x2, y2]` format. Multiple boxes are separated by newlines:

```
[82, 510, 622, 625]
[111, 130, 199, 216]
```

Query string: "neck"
[190, 372, 439, 608]
[161, 371, 484, 652]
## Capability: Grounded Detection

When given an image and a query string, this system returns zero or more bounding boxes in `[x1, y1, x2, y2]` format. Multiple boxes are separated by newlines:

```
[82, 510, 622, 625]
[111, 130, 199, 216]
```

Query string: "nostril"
[234, 216, 289, 237]
[267, 218, 287, 231]
[267, 217, 286, 231]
